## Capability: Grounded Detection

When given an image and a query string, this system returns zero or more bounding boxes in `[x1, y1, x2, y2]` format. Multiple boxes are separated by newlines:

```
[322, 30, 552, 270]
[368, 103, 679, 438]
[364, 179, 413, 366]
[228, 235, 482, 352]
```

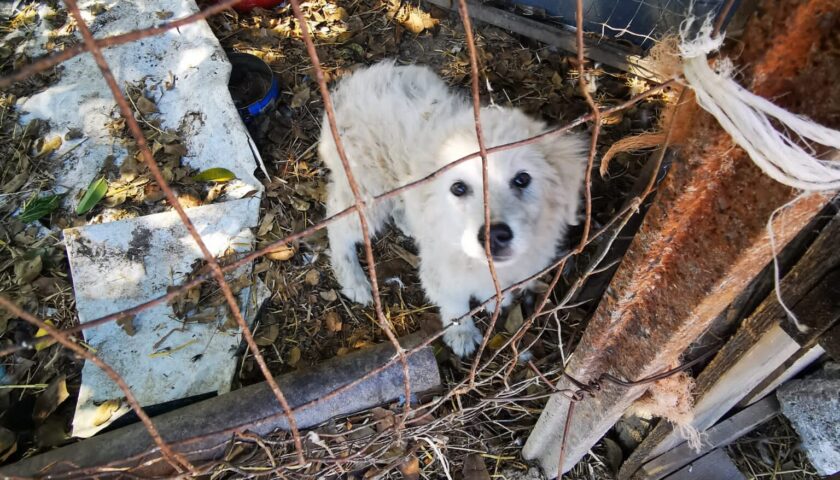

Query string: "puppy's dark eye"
[511, 172, 531, 189]
[450, 181, 469, 197]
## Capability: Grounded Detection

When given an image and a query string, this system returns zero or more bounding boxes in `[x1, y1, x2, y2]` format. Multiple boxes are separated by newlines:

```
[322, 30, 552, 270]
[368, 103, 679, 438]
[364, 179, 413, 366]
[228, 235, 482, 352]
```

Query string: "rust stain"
[531, 0, 840, 475]
[567, 0, 837, 390]
[743, 0, 840, 99]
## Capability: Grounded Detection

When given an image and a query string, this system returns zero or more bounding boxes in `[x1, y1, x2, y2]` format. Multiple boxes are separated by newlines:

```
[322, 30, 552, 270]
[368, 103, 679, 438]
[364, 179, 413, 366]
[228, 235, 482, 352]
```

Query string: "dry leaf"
[255, 323, 279, 346]
[487, 333, 507, 350]
[324, 5, 348, 21]
[291, 197, 310, 211]
[187, 308, 217, 324]
[119, 155, 140, 181]
[65, 128, 84, 140]
[33, 375, 69, 423]
[391, 244, 419, 268]
[371, 407, 395, 432]
[92, 399, 121, 427]
[143, 183, 165, 203]
[398, 7, 438, 34]
[462, 453, 490, 480]
[176, 193, 202, 208]
[267, 243, 296, 261]
[551, 71, 564, 88]
[504, 304, 523, 334]
[325, 310, 342, 332]
[290, 86, 311, 108]
[399, 455, 420, 480]
[37, 136, 62, 157]
[287, 346, 301, 366]
[163, 143, 188, 157]
[304, 269, 320, 286]
[34, 320, 57, 351]
[32, 277, 70, 297]
[3, 173, 27, 193]
[14, 255, 42, 285]
[257, 211, 276, 237]
[117, 315, 136, 336]
[135, 96, 158, 115]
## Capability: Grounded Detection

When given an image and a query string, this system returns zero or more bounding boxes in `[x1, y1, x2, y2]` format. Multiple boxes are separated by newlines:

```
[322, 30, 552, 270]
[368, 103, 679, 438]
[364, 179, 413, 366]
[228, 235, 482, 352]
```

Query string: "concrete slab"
[778, 376, 840, 475]
[14, 0, 262, 201]
[64, 197, 263, 438]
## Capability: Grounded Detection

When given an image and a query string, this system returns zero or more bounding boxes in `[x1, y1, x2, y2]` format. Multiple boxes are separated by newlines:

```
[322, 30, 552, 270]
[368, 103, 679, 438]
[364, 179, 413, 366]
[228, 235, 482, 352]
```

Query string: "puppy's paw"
[443, 321, 483, 358]
[341, 282, 373, 306]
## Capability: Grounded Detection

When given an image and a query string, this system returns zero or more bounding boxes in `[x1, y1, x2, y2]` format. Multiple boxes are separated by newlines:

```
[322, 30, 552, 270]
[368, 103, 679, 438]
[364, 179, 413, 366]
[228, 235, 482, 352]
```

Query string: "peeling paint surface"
[65, 197, 262, 438]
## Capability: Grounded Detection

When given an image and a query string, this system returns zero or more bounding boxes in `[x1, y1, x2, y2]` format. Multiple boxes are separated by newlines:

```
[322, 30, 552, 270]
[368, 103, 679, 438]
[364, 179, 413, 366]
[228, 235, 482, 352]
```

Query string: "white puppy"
[319, 61, 587, 357]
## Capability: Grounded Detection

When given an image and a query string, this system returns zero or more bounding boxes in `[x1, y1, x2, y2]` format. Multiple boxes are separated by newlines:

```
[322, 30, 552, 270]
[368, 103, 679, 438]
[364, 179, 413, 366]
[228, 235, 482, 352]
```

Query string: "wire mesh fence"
[0, 0, 735, 476]
[492, 0, 737, 50]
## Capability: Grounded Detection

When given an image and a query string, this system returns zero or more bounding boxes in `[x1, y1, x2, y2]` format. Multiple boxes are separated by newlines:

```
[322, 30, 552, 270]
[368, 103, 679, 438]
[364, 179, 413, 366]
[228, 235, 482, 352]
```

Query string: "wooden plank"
[621, 211, 840, 479]
[665, 449, 746, 480]
[423, 0, 663, 80]
[639, 396, 778, 480]
[739, 345, 825, 407]
[820, 322, 840, 360]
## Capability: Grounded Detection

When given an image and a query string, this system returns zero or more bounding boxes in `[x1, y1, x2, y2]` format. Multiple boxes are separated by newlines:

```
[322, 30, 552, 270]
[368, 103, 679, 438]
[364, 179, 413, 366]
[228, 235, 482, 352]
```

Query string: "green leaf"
[76, 177, 108, 215]
[19, 194, 61, 223]
[192, 168, 236, 183]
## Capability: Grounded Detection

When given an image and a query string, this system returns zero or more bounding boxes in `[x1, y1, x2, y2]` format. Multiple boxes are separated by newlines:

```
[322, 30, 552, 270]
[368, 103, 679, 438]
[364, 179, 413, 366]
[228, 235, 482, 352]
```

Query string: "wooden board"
[739, 345, 825, 407]
[639, 396, 778, 480]
[621, 212, 840, 479]
[665, 449, 746, 480]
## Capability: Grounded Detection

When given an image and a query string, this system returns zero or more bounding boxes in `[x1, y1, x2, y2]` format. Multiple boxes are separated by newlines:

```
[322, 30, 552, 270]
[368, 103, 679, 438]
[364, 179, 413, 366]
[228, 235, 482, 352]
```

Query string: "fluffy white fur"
[319, 61, 587, 357]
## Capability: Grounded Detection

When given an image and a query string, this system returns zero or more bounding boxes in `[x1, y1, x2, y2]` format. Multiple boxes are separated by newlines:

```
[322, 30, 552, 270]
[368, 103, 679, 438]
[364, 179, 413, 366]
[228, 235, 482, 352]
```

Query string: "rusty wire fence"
[0, 0, 734, 477]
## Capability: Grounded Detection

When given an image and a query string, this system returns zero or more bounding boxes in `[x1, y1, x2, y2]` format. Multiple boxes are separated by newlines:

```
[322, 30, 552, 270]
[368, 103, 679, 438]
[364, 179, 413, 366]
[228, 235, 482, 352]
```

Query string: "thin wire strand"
[455, 0, 505, 388]
[286, 0, 413, 425]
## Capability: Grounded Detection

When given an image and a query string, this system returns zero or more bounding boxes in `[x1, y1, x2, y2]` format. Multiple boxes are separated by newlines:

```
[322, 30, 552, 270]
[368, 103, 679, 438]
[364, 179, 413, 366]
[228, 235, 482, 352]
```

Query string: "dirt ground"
[2, 0, 819, 478]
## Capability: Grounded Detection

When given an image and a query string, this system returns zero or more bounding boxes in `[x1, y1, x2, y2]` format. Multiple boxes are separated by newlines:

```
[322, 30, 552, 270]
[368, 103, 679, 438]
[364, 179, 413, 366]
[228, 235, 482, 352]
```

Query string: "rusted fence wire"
[0, 0, 730, 476]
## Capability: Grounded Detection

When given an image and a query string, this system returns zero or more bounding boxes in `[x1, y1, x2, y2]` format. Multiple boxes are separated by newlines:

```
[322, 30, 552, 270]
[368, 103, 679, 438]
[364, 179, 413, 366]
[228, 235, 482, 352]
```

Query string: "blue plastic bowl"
[227, 52, 280, 124]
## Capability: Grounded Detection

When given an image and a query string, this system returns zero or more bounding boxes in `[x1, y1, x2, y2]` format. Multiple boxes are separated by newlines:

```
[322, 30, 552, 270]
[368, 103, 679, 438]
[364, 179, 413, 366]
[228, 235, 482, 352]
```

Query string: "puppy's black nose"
[477, 223, 514, 254]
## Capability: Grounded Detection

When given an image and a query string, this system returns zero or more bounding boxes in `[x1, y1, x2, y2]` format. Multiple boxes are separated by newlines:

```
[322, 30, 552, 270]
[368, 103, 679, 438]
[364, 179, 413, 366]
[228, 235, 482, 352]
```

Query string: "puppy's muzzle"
[477, 223, 514, 260]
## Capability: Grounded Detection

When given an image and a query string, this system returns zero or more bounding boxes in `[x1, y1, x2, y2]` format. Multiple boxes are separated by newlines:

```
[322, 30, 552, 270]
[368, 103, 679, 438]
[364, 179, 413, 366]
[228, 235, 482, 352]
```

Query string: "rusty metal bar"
[0, 334, 440, 479]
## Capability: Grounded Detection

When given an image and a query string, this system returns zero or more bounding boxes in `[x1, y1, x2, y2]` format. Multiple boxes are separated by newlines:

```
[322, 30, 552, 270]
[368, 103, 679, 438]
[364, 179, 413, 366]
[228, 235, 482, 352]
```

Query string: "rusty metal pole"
[522, 0, 839, 476]
[0, 334, 440, 478]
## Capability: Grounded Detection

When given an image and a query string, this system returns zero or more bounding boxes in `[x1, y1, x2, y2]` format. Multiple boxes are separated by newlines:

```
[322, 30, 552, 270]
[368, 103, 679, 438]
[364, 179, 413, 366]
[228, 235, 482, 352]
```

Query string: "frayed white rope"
[679, 16, 840, 191]
[767, 193, 811, 332]
[679, 16, 831, 332]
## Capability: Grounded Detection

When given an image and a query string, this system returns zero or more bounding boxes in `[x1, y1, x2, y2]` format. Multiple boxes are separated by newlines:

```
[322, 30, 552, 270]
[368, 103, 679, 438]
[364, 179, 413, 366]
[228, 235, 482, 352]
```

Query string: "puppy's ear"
[532, 125, 589, 226]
